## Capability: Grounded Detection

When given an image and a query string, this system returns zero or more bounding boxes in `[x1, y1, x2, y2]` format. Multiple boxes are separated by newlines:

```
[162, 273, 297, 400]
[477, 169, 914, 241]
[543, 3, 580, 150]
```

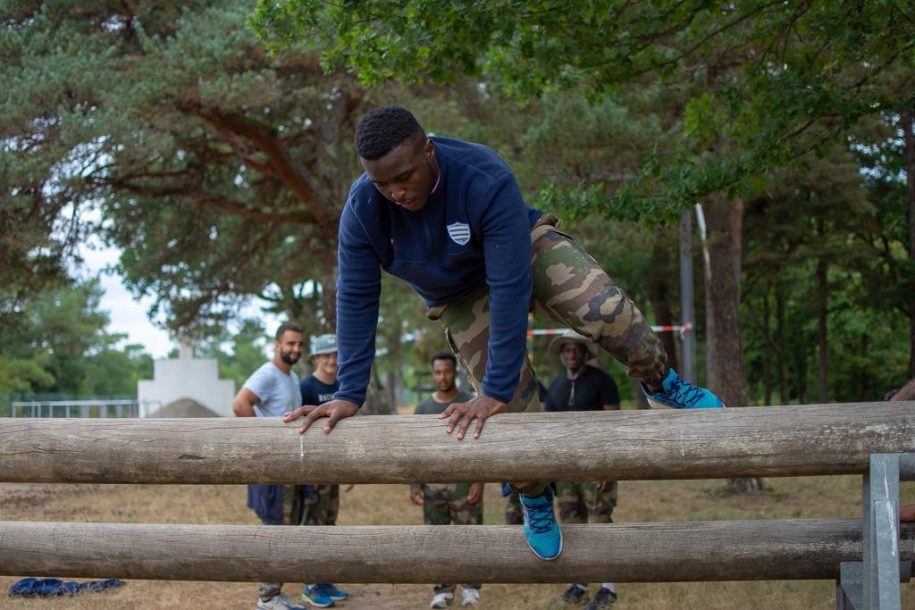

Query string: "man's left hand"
[438, 394, 506, 440]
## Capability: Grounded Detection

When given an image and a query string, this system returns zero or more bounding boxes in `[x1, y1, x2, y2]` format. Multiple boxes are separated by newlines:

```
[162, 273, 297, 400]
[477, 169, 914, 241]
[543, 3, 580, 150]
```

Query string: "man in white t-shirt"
[233, 323, 335, 609]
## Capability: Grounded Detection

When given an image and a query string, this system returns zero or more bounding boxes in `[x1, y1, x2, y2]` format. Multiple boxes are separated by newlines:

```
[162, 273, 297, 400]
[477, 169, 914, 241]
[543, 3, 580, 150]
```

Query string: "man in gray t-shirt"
[240, 357, 301, 418]
[411, 352, 484, 609]
[232, 322, 313, 610]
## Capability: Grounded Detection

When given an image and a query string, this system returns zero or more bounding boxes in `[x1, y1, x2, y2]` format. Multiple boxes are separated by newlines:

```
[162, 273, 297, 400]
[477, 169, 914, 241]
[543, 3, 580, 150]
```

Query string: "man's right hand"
[283, 399, 359, 435]
[409, 487, 424, 506]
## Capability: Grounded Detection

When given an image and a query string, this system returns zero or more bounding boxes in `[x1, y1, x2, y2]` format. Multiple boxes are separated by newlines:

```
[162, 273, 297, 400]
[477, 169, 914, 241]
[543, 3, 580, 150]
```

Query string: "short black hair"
[355, 106, 425, 160]
[430, 351, 457, 369]
[275, 321, 303, 341]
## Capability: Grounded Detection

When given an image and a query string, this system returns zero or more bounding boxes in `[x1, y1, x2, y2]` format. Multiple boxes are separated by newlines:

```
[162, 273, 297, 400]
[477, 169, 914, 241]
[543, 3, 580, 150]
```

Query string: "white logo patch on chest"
[446, 222, 471, 246]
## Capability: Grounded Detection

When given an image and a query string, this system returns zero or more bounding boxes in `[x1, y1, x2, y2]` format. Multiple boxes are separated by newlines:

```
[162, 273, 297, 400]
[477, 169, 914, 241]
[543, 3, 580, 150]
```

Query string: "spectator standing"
[546, 330, 621, 609]
[411, 352, 484, 608]
[298, 334, 351, 607]
[232, 322, 317, 610]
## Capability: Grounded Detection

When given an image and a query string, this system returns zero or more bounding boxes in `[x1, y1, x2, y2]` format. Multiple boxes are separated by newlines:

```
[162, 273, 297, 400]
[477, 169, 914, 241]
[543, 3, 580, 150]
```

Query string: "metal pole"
[863, 454, 901, 609]
[679, 209, 696, 383]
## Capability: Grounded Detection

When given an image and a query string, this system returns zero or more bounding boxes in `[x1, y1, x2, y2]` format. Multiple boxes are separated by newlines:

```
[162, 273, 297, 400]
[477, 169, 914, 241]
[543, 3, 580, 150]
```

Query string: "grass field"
[1, 474, 913, 610]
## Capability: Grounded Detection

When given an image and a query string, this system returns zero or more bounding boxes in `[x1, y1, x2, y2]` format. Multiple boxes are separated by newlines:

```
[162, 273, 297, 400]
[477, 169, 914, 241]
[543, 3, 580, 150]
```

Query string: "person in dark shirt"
[285, 106, 725, 561]
[297, 334, 350, 607]
[411, 352, 483, 608]
[547, 330, 620, 609]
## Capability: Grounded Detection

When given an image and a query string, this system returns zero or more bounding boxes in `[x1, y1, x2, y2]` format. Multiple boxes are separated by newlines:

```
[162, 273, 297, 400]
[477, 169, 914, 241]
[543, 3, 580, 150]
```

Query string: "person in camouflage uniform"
[285, 106, 725, 563]
[411, 352, 484, 608]
[298, 334, 352, 607]
[546, 330, 621, 608]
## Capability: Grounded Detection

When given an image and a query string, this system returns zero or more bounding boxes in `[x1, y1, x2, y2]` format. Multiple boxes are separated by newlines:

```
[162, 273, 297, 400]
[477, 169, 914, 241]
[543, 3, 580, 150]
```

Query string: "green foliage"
[0, 276, 153, 397]
[1, 0, 374, 336]
[254, 0, 915, 214]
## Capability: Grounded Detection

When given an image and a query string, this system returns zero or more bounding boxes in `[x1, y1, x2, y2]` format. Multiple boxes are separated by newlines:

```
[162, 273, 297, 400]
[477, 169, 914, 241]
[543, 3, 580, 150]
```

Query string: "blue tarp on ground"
[7, 578, 125, 598]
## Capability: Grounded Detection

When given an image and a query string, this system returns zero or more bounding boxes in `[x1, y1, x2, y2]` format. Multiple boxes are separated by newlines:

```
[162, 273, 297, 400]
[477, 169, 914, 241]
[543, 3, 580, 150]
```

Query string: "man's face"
[362, 137, 437, 212]
[560, 343, 587, 373]
[431, 358, 457, 393]
[313, 352, 338, 379]
[276, 331, 305, 366]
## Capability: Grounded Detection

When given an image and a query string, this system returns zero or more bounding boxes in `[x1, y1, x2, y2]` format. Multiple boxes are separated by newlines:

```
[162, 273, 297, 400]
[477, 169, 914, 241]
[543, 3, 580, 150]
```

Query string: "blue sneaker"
[314, 583, 348, 601]
[519, 488, 562, 560]
[644, 368, 725, 409]
[300, 585, 335, 608]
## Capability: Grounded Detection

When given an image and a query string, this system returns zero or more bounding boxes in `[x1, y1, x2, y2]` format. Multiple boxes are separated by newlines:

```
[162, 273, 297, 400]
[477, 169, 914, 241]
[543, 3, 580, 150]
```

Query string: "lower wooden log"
[2, 519, 912, 583]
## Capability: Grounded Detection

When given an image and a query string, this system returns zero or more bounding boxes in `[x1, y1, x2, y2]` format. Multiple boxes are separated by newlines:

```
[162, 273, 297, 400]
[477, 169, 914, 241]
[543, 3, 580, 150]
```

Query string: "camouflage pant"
[422, 483, 483, 592]
[431, 216, 666, 496]
[301, 484, 340, 526]
[555, 480, 617, 524]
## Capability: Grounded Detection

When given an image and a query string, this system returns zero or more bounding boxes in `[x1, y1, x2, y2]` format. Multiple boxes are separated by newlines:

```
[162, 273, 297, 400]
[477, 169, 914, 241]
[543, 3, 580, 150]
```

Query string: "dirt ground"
[1, 479, 914, 609]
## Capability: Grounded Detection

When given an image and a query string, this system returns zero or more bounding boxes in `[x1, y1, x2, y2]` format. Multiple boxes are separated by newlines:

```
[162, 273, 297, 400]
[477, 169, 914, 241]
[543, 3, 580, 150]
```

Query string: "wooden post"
[2, 402, 914, 484]
[1, 519, 912, 583]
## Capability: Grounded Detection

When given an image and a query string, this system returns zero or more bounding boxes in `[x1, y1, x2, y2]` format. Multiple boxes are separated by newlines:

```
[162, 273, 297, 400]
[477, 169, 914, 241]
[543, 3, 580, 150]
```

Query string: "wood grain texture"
[1, 402, 914, 484]
[2, 519, 911, 583]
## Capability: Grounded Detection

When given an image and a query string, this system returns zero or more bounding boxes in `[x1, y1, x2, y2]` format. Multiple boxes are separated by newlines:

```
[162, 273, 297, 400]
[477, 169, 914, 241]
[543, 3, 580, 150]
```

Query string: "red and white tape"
[527, 323, 693, 337]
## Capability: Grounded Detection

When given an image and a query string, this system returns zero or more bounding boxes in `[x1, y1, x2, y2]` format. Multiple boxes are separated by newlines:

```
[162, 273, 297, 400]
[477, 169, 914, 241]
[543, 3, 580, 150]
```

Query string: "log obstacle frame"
[2, 404, 915, 609]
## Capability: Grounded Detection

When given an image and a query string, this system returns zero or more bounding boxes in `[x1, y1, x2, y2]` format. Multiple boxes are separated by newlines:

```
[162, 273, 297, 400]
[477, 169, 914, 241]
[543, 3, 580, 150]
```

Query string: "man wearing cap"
[284, 106, 725, 562]
[546, 330, 621, 609]
[297, 334, 350, 607]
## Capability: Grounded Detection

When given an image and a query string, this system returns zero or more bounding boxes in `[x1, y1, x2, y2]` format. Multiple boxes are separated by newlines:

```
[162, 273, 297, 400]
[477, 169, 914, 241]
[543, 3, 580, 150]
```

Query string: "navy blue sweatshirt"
[336, 136, 542, 405]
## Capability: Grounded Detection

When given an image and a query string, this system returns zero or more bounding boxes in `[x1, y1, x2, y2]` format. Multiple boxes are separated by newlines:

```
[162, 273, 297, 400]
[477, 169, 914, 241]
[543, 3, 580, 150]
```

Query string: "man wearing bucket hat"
[546, 330, 620, 608]
[297, 333, 350, 607]
[284, 106, 725, 563]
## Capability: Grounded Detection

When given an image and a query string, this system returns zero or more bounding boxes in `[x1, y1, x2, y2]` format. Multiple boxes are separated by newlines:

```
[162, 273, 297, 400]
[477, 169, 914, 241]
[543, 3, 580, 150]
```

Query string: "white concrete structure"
[137, 340, 235, 417]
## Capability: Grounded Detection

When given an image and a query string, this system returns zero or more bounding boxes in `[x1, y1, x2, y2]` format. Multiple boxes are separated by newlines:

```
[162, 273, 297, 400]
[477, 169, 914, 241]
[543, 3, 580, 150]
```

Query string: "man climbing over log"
[284, 106, 725, 561]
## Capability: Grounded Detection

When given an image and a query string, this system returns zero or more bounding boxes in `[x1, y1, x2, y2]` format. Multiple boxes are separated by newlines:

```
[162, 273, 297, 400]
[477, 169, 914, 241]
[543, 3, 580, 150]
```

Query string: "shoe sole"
[431, 593, 455, 608]
[645, 395, 677, 409]
[300, 598, 334, 608]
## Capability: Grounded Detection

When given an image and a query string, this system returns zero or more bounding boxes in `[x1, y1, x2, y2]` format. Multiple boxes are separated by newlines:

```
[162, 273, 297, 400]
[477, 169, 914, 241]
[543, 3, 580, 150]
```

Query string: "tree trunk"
[776, 284, 789, 405]
[762, 286, 772, 406]
[650, 284, 679, 374]
[702, 195, 749, 407]
[700, 195, 763, 493]
[316, 247, 338, 333]
[902, 108, 915, 378]
[816, 218, 829, 403]
[797, 355, 808, 405]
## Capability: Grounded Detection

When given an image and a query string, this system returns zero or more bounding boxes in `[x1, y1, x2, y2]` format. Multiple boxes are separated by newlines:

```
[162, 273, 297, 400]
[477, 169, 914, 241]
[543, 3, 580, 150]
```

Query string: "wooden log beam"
[1, 519, 912, 583]
[1, 402, 914, 484]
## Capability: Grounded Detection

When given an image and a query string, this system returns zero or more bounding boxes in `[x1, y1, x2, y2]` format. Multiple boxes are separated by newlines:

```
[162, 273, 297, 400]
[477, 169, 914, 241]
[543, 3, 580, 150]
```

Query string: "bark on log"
[1, 519, 910, 583]
[1, 402, 914, 484]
